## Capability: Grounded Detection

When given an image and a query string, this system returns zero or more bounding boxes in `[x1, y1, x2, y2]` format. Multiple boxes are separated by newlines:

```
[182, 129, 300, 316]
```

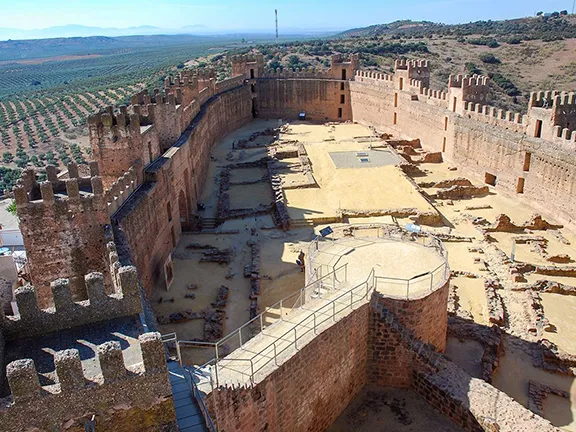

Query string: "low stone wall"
[372, 298, 558, 432]
[0, 332, 176, 432]
[447, 316, 503, 383]
[412, 357, 558, 432]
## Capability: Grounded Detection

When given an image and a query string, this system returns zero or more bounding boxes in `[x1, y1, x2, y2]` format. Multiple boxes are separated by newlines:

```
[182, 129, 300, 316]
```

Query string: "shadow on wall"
[367, 295, 563, 431]
[1, 315, 141, 395]
[445, 314, 574, 430]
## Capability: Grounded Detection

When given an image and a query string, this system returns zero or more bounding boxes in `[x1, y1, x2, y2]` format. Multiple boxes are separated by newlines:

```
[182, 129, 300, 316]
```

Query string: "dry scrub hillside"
[220, 14, 576, 115]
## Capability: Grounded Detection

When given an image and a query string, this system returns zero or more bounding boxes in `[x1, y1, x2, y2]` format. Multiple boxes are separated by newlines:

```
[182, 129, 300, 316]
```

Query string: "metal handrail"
[175, 227, 450, 388]
[309, 224, 448, 262]
[179, 260, 449, 386]
[374, 260, 449, 299]
[183, 367, 217, 432]
[214, 269, 377, 385]
[177, 264, 348, 354]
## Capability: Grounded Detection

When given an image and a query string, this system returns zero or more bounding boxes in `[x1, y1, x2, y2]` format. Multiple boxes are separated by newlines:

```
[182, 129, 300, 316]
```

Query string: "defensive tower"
[13, 163, 111, 308]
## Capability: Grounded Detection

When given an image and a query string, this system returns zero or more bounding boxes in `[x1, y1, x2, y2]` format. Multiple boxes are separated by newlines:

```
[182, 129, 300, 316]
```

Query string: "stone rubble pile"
[268, 160, 290, 230]
[435, 184, 489, 200]
[528, 381, 570, 418]
[484, 279, 505, 326]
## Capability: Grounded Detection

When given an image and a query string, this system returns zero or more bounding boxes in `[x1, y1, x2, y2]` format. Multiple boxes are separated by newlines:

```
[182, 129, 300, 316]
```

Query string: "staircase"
[168, 361, 210, 432]
[289, 218, 314, 229]
[201, 217, 217, 231]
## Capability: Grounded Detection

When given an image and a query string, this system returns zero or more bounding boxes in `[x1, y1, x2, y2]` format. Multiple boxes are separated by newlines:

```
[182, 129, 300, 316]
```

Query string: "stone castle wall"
[256, 79, 352, 121]
[349, 70, 576, 223]
[13, 165, 112, 309]
[207, 284, 556, 432]
[451, 113, 576, 218]
[10, 54, 574, 432]
[0, 265, 141, 340]
[0, 332, 176, 432]
[367, 282, 449, 388]
[114, 84, 253, 295]
[350, 76, 448, 154]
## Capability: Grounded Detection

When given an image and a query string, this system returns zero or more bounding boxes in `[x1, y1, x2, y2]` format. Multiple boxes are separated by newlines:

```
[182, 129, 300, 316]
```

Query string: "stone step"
[290, 218, 315, 228]
[201, 218, 217, 230]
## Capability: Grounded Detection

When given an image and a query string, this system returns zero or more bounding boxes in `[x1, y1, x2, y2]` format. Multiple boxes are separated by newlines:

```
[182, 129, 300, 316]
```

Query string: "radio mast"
[275, 9, 279, 40]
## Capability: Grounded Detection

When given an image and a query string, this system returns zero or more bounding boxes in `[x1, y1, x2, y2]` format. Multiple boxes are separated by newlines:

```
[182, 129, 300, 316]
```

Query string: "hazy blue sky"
[1, 0, 574, 30]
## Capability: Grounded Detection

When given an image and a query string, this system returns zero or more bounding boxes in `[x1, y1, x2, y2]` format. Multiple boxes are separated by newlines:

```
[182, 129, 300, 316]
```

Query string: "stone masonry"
[5, 49, 576, 432]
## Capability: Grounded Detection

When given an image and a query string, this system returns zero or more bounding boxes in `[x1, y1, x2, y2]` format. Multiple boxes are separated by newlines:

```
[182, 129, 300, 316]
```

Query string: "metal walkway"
[168, 360, 210, 432]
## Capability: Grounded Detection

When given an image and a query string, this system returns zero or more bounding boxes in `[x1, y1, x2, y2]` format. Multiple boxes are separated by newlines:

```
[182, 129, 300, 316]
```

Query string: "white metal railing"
[374, 261, 449, 299]
[183, 367, 217, 432]
[308, 224, 448, 262]
[307, 224, 449, 300]
[177, 264, 349, 363]
[208, 267, 375, 387]
[168, 225, 449, 388]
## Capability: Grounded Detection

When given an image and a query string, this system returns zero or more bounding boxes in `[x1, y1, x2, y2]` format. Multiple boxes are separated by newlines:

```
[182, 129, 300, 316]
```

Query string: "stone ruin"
[3, 46, 576, 431]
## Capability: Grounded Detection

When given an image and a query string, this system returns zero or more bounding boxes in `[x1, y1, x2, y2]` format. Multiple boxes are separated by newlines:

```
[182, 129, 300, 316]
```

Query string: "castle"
[0, 51, 573, 431]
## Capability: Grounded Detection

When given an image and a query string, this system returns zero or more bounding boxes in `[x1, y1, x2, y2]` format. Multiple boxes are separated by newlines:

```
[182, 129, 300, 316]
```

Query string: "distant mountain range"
[0, 24, 338, 41]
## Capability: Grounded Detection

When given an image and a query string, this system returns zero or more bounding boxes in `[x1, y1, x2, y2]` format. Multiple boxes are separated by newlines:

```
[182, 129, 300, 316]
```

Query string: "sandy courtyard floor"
[150, 119, 576, 429]
[282, 123, 435, 222]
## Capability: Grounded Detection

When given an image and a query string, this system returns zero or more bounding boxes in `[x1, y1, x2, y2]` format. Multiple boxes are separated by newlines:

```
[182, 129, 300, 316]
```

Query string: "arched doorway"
[178, 189, 189, 231]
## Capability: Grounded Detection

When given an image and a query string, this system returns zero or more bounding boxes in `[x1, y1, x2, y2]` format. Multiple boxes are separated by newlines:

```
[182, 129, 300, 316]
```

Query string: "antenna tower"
[275, 9, 279, 40]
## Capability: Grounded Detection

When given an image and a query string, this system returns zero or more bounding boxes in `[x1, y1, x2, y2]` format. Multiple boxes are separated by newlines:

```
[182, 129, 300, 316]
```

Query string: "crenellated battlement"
[394, 59, 429, 71]
[229, 53, 264, 65]
[462, 101, 526, 134]
[230, 53, 265, 80]
[0, 332, 173, 431]
[105, 167, 139, 215]
[448, 74, 489, 88]
[355, 70, 393, 81]
[1, 259, 141, 339]
[4, 331, 163, 399]
[409, 78, 423, 89]
[331, 53, 360, 66]
[13, 164, 114, 310]
[421, 87, 448, 101]
[550, 125, 576, 150]
[553, 91, 576, 108]
[447, 73, 489, 107]
[394, 58, 430, 89]
[131, 89, 176, 107]
[529, 90, 562, 108]
[163, 70, 199, 88]
[13, 164, 107, 214]
[354, 70, 396, 88]
[463, 101, 524, 123]
[89, 105, 146, 133]
[528, 90, 576, 138]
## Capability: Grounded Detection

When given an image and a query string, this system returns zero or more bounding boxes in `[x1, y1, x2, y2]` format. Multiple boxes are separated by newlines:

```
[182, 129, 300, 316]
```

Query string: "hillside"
[2, 13, 576, 193]
[338, 14, 576, 40]
[219, 13, 576, 120]
[0, 34, 282, 192]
